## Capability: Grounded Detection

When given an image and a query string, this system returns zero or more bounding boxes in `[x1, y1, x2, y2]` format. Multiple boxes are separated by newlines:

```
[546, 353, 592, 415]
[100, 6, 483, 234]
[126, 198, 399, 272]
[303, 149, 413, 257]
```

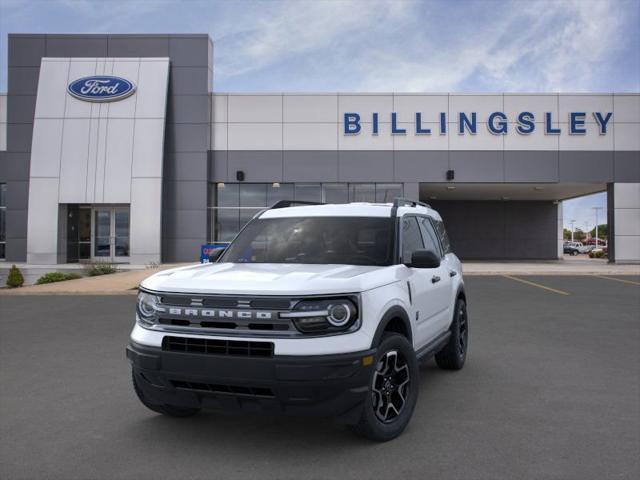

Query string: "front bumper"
[127, 340, 376, 424]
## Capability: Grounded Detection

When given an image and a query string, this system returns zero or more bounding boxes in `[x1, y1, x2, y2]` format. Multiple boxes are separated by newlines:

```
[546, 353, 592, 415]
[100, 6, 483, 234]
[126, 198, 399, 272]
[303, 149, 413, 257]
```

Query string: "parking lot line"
[593, 275, 640, 286]
[502, 275, 571, 296]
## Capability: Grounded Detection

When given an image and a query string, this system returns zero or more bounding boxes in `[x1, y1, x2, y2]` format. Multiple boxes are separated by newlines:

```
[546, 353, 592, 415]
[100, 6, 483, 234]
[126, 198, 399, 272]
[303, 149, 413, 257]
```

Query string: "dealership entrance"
[66, 205, 130, 263]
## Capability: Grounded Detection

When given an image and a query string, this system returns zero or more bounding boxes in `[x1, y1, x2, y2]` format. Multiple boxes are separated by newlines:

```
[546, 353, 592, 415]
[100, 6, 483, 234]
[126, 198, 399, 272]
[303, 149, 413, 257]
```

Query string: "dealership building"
[0, 33, 638, 265]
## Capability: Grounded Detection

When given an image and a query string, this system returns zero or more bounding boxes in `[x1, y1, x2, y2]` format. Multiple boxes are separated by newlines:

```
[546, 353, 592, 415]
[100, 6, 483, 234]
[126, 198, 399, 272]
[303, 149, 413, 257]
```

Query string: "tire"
[351, 333, 419, 442]
[572, 250, 579, 256]
[132, 370, 201, 418]
[435, 298, 469, 371]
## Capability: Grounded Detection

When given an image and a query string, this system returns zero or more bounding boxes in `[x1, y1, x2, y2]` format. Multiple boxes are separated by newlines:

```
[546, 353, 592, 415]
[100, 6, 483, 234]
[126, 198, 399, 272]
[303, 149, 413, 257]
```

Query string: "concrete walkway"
[1, 258, 638, 295]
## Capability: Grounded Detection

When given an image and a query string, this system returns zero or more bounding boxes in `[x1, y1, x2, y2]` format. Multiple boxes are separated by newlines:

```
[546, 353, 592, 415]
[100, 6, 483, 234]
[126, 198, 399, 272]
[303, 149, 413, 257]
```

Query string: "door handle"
[449, 270, 457, 277]
[431, 275, 441, 284]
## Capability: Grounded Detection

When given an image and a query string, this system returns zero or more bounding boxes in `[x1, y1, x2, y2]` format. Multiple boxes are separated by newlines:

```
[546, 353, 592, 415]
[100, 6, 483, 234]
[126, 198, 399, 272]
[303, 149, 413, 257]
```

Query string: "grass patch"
[36, 272, 82, 285]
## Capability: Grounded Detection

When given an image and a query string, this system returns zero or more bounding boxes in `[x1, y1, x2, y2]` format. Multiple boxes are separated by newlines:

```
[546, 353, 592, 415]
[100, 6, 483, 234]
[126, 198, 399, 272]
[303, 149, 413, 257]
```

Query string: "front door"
[92, 206, 130, 263]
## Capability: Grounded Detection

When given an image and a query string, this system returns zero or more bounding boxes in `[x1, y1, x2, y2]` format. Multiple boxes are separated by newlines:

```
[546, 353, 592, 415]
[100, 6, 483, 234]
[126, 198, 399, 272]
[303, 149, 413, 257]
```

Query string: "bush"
[36, 272, 82, 284]
[84, 263, 118, 276]
[589, 250, 606, 259]
[6, 264, 24, 288]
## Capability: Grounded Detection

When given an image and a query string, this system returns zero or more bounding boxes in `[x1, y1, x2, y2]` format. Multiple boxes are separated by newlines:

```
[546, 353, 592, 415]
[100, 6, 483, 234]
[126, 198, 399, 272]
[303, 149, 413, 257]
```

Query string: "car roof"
[259, 202, 443, 221]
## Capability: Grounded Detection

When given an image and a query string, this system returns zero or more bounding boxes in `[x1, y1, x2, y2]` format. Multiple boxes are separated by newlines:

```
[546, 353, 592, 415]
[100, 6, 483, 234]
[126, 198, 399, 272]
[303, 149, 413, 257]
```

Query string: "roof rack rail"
[390, 197, 431, 218]
[270, 200, 325, 209]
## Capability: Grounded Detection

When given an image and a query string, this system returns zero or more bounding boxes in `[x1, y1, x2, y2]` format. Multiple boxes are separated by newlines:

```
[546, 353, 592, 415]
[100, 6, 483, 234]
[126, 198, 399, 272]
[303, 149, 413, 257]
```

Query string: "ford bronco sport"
[127, 198, 468, 441]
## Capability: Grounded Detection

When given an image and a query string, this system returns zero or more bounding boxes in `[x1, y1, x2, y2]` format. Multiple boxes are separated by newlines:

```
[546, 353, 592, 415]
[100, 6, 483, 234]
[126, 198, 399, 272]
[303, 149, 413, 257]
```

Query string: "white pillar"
[611, 183, 640, 263]
[557, 201, 564, 259]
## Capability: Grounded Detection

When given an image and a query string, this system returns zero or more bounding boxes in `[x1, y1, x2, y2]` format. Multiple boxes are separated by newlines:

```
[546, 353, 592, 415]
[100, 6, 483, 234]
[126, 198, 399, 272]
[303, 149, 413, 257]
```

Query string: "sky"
[1, 0, 638, 227]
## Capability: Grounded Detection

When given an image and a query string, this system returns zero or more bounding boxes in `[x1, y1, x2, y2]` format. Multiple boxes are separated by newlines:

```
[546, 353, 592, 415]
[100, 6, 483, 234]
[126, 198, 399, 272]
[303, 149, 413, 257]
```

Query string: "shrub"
[85, 263, 118, 276]
[36, 272, 82, 284]
[589, 250, 606, 259]
[6, 265, 24, 288]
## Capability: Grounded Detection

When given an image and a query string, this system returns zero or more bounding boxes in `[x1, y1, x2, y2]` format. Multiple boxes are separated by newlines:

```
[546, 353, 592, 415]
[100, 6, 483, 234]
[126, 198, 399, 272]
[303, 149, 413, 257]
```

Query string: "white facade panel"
[211, 123, 228, 150]
[614, 209, 640, 236]
[65, 60, 97, 118]
[284, 94, 338, 123]
[26, 177, 60, 264]
[613, 123, 640, 151]
[393, 95, 448, 123]
[338, 122, 393, 150]
[613, 94, 640, 123]
[132, 119, 165, 177]
[228, 123, 283, 150]
[339, 95, 393, 123]
[504, 128, 559, 150]
[613, 183, 640, 263]
[102, 119, 134, 203]
[35, 59, 70, 119]
[58, 118, 91, 203]
[449, 94, 503, 120]
[104, 60, 139, 118]
[393, 123, 448, 150]
[0, 93, 5, 149]
[558, 95, 613, 123]
[448, 124, 504, 150]
[228, 95, 282, 123]
[615, 236, 640, 262]
[614, 183, 640, 208]
[283, 123, 338, 150]
[135, 60, 170, 119]
[130, 177, 163, 263]
[504, 94, 558, 122]
[85, 118, 100, 202]
[558, 122, 614, 150]
[30, 119, 64, 177]
[212, 94, 228, 123]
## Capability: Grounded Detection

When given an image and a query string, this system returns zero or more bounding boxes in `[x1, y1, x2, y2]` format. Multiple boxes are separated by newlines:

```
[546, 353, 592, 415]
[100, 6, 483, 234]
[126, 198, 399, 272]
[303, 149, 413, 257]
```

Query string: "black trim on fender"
[371, 306, 413, 347]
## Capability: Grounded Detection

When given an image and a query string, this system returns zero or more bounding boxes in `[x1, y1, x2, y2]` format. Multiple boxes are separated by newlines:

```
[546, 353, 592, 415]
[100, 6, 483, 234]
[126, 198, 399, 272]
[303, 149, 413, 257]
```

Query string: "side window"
[433, 219, 452, 254]
[401, 216, 424, 263]
[418, 217, 442, 257]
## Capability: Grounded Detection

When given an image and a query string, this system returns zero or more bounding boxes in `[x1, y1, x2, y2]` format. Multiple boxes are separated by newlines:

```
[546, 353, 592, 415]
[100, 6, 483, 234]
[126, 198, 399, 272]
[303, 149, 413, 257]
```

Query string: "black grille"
[171, 380, 274, 397]
[162, 336, 274, 357]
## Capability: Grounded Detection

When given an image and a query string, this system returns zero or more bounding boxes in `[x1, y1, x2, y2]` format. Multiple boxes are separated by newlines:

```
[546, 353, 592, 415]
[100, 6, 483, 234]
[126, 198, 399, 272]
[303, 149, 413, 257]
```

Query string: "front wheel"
[435, 298, 469, 370]
[351, 333, 419, 442]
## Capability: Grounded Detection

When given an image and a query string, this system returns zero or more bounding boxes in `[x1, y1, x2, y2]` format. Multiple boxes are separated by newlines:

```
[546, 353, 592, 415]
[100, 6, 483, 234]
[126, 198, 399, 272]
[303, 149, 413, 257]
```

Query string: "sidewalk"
[1, 259, 638, 295]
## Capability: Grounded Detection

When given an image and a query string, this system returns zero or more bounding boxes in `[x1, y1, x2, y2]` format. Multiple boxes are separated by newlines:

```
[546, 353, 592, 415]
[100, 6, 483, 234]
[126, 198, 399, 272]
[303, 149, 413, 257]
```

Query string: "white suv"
[127, 199, 468, 441]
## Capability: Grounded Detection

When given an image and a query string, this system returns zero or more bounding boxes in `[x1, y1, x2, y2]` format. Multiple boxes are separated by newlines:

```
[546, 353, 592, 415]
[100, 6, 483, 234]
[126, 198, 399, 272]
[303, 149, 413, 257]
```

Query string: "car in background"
[563, 243, 581, 256]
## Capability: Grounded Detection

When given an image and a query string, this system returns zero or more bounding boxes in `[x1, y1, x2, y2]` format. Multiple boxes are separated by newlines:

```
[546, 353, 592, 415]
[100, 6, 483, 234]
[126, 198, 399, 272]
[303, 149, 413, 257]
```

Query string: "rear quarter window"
[434, 219, 452, 254]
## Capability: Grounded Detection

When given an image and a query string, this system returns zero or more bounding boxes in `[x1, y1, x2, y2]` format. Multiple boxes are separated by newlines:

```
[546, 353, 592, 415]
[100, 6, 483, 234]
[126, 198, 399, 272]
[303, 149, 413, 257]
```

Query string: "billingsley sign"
[67, 76, 136, 102]
[343, 111, 613, 135]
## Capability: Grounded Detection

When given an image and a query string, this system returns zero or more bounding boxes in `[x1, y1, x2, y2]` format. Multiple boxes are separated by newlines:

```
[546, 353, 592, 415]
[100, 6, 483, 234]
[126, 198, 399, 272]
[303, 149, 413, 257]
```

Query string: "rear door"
[417, 216, 453, 334]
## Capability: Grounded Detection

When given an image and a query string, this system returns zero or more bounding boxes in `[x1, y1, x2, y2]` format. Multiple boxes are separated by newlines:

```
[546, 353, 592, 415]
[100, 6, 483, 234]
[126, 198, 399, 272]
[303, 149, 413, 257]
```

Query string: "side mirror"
[407, 249, 440, 269]
[208, 248, 225, 263]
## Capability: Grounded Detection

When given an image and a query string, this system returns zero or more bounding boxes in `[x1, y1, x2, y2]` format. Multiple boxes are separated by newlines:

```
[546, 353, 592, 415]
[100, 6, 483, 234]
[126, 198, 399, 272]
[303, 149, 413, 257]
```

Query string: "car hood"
[140, 262, 399, 295]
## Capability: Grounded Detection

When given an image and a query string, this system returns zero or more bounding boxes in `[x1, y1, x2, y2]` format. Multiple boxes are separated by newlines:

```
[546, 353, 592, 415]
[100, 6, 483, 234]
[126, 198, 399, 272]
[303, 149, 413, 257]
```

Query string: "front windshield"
[221, 216, 394, 266]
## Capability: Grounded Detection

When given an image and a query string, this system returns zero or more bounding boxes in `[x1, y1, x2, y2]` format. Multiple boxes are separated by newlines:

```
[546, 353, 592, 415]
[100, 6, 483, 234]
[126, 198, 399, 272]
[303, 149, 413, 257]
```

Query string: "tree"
[589, 224, 607, 239]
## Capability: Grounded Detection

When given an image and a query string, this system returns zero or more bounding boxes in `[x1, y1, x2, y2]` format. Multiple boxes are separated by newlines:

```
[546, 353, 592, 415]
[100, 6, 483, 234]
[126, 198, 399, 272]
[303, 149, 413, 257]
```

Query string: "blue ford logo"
[67, 76, 136, 102]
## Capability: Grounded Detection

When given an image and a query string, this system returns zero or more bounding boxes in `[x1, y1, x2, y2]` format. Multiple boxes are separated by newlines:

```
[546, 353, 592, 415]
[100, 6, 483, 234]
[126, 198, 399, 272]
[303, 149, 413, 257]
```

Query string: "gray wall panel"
[163, 180, 208, 211]
[394, 151, 448, 182]
[6, 208, 28, 239]
[505, 151, 559, 182]
[165, 123, 209, 153]
[1, 153, 30, 181]
[7, 67, 40, 95]
[169, 67, 210, 95]
[449, 151, 504, 182]
[162, 237, 206, 263]
[208, 151, 228, 182]
[169, 36, 211, 67]
[107, 35, 170, 57]
[5, 237, 26, 262]
[167, 95, 210, 124]
[6, 95, 36, 124]
[8, 36, 45, 67]
[45, 35, 108, 57]
[163, 209, 208, 239]
[283, 151, 338, 182]
[6, 124, 33, 153]
[165, 152, 209, 181]
[559, 151, 614, 182]
[338, 151, 394, 182]
[431, 200, 557, 260]
[614, 151, 640, 182]
[228, 151, 283, 182]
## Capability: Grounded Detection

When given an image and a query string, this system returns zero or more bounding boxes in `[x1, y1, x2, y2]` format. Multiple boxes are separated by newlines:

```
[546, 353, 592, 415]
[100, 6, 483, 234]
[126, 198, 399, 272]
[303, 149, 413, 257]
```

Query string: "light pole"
[570, 219, 576, 242]
[592, 206, 603, 248]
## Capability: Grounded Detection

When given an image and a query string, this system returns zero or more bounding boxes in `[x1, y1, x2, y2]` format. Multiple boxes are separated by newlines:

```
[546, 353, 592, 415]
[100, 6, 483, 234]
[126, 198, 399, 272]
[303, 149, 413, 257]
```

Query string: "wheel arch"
[371, 306, 413, 348]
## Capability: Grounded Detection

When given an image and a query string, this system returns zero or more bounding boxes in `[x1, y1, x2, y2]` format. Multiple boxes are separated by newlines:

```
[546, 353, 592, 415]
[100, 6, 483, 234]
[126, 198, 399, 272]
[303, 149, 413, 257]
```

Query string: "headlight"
[136, 291, 160, 327]
[282, 297, 359, 334]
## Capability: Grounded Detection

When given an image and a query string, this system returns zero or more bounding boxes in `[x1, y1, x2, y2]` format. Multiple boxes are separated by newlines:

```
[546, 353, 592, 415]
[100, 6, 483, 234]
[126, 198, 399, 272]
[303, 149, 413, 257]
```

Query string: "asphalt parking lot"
[1, 275, 639, 480]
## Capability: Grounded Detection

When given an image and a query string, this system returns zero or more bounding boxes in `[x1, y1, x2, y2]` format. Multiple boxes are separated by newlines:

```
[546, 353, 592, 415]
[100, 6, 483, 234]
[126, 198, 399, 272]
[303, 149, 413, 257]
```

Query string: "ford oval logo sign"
[67, 76, 136, 102]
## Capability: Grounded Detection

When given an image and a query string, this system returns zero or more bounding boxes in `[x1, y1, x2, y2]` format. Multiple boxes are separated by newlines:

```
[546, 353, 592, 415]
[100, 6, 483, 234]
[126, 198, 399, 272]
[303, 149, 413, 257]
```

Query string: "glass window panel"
[267, 183, 294, 205]
[349, 184, 375, 203]
[94, 210, 111, 257]
[216, 183, 239, 207]
[214, 208, 240, 242]
[79, 243, 91, 260]
[0, 243, 6, 259]
[240, 208, 262, 231]
[323, 184, 348, 204]
[376, 183, 403, 203]
[294, 184, 322, 202]
[0, 184, 6, 207]
[418, 217, 442, 257]
[433, 219, 452, 254]
[401, 217, 424, 263]
[240, 184, 268, 207]
[0, 209, 5, 242]
[78, 208, 91, 242]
